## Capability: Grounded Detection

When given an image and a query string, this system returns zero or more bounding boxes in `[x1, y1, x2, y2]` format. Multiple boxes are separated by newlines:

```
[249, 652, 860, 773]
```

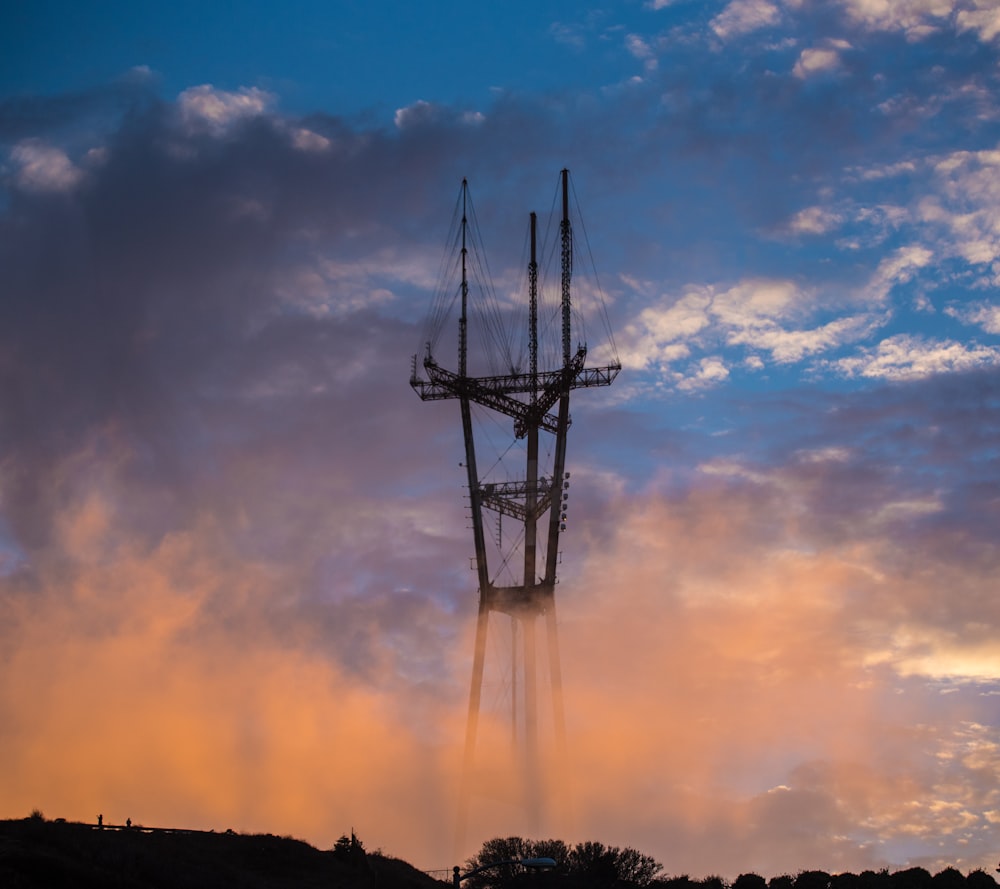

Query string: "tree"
[733, 873, 768, 889]
[462, 837, 555, 889]
[569, 841, 620, 888]
[332, 830, 367, 867]
[832, 873, 862, 889]
[463, 837, 661, 889]
[892, 869, 932, 889]
[858, 870, 891, 889]
[613, 846, 663, 886]
[796, 872, 832, 889]
[967, 871, 998, 889]
[932, 870, 967, 889]
[533, 839, 570, 868]
[567, 841, 662, 888]
[656, 876, 697, 889]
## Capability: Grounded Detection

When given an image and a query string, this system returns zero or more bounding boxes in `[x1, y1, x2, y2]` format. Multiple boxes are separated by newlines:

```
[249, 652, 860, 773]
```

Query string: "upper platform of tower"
[409, 169, 621, 435]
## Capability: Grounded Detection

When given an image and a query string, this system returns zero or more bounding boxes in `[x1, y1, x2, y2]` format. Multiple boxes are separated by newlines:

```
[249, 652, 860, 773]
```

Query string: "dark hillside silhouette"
[0, 816, 445, 889]
[3, 820, 998, 889]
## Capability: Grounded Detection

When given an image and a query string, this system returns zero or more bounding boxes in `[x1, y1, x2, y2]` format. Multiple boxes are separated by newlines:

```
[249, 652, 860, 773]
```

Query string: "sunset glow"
[3, 0, 1000, 880]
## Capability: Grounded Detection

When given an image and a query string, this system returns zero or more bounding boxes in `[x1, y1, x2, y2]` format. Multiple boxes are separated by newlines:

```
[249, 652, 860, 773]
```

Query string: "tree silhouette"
[892, 869, 932, 889]
[796, 871, 832, 889]
[462, 837, 545, 889]
[655, 874, 697, 889]
[332, 830, 368, 868]
[857, 870, 889, 889]
[966, 871, 997, 889]
[464, 837, 661, 889]
[734, 873, 768, 889]
[934, 870, 968, 889]
[567, 841, 661, 888]
[832, 872, 862, 889]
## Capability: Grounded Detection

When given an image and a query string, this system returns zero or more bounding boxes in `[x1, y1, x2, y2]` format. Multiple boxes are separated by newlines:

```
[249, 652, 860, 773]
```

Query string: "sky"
[3, 0, 1000, 880]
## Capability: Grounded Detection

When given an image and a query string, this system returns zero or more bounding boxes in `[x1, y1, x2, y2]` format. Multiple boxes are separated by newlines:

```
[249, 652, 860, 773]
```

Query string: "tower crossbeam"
[479, 478, 556, 522]
[411, 357, 563, 434]
[410, 352, 621, 439]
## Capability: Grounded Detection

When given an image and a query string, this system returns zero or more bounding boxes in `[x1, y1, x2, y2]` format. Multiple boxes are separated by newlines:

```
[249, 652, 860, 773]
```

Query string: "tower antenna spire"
[459, 178, 469, 379]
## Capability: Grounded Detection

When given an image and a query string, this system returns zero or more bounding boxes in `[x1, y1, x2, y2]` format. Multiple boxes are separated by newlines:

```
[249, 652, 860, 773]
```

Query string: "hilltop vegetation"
[3, 818, 998, 889]
[0, 816, 438, 889]
[460, 837, 998, 889]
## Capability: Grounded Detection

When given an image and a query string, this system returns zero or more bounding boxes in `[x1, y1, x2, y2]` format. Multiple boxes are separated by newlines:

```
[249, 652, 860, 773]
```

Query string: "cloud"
[176, 84, 273, 136]
[394, 99, 438, 129]
[553, 419, 1000, 874]
[957, 3, 1000, 41]
[626, 33, 659, 72]
[392, 100, 487, 131]
[7, 353, 1000, 875]
[729, 312, 882, 363]
[711, 278, 803, 328]
[3, 42, 1000, 878]
[919, 147, 1000, 266]
[827, 334, 1000, 379]
[615, 279, 887, 383]
[793, 40, 852, 78]
[0, 478, 464, 859]
[711, 279, 875, 364]
[0, 85, 587, 868]
[289, 127, 332, 153]
[795, 146, 1000, 299]
[865, 246, 934, 302]
[550, 21, 588, 49]
[945, 301, 1000, 334]
[832, 0, 1000, 43]
[788, 204, 845, 234]
[835, 0, 958, 40]
[617, 288, 711, 370]
[710, 0, 782, 39]
[677, 355, 730, 389]
[8, 139, 84, 192]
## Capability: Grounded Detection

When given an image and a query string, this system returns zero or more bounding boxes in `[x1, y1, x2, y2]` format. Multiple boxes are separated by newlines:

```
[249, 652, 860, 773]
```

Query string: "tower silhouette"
[411, 169, 619, 851]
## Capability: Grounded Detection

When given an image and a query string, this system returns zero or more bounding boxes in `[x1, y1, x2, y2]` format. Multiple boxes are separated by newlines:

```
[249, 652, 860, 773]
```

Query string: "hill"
[0, 816, 448, 889]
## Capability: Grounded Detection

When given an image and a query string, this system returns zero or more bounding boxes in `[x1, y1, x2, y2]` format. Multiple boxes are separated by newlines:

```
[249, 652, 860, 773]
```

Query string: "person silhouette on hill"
[97, 814, 103, 829]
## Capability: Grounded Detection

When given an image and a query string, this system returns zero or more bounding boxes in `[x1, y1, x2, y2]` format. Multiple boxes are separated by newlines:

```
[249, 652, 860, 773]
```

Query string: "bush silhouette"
[733, 873, 768, 889]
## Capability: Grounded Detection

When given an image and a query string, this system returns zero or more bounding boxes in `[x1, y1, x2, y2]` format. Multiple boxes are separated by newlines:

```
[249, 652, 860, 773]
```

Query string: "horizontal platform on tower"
[478, 477, 557, 522]
[484, 581, 556, 617]
[410, 349, 621, 439]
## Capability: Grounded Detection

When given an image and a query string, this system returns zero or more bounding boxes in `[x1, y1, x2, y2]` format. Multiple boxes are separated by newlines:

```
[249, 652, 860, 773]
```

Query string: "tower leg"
[523, 613, 541, 834]
[455, 601, 490, 858]
[545, 602, 572, 832]
[511, 617, 519, 749]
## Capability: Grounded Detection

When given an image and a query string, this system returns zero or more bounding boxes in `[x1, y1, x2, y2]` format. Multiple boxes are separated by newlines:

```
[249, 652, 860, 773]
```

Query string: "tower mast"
[455, 179, 492, 848]
[410, 170, 620, 854]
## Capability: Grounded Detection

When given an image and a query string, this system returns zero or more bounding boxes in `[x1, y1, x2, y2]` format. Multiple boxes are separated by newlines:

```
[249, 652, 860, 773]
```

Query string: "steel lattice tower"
[410, 170, 619, 851]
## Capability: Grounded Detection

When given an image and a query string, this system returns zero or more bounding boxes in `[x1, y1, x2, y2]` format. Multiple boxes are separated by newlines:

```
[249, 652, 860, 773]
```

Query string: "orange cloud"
[4, 447, 999, 879]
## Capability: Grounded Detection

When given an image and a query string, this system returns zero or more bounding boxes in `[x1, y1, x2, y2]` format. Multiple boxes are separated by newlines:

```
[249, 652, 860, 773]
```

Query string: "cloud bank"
[3, 3, 1000, 875]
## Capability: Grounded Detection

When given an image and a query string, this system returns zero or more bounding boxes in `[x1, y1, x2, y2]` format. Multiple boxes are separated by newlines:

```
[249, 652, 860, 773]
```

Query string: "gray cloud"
[3, 16, 1000, 869]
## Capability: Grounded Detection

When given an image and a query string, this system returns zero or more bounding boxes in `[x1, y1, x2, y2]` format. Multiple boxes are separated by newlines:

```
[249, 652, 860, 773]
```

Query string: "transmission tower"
[410, 169, 620, 851]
